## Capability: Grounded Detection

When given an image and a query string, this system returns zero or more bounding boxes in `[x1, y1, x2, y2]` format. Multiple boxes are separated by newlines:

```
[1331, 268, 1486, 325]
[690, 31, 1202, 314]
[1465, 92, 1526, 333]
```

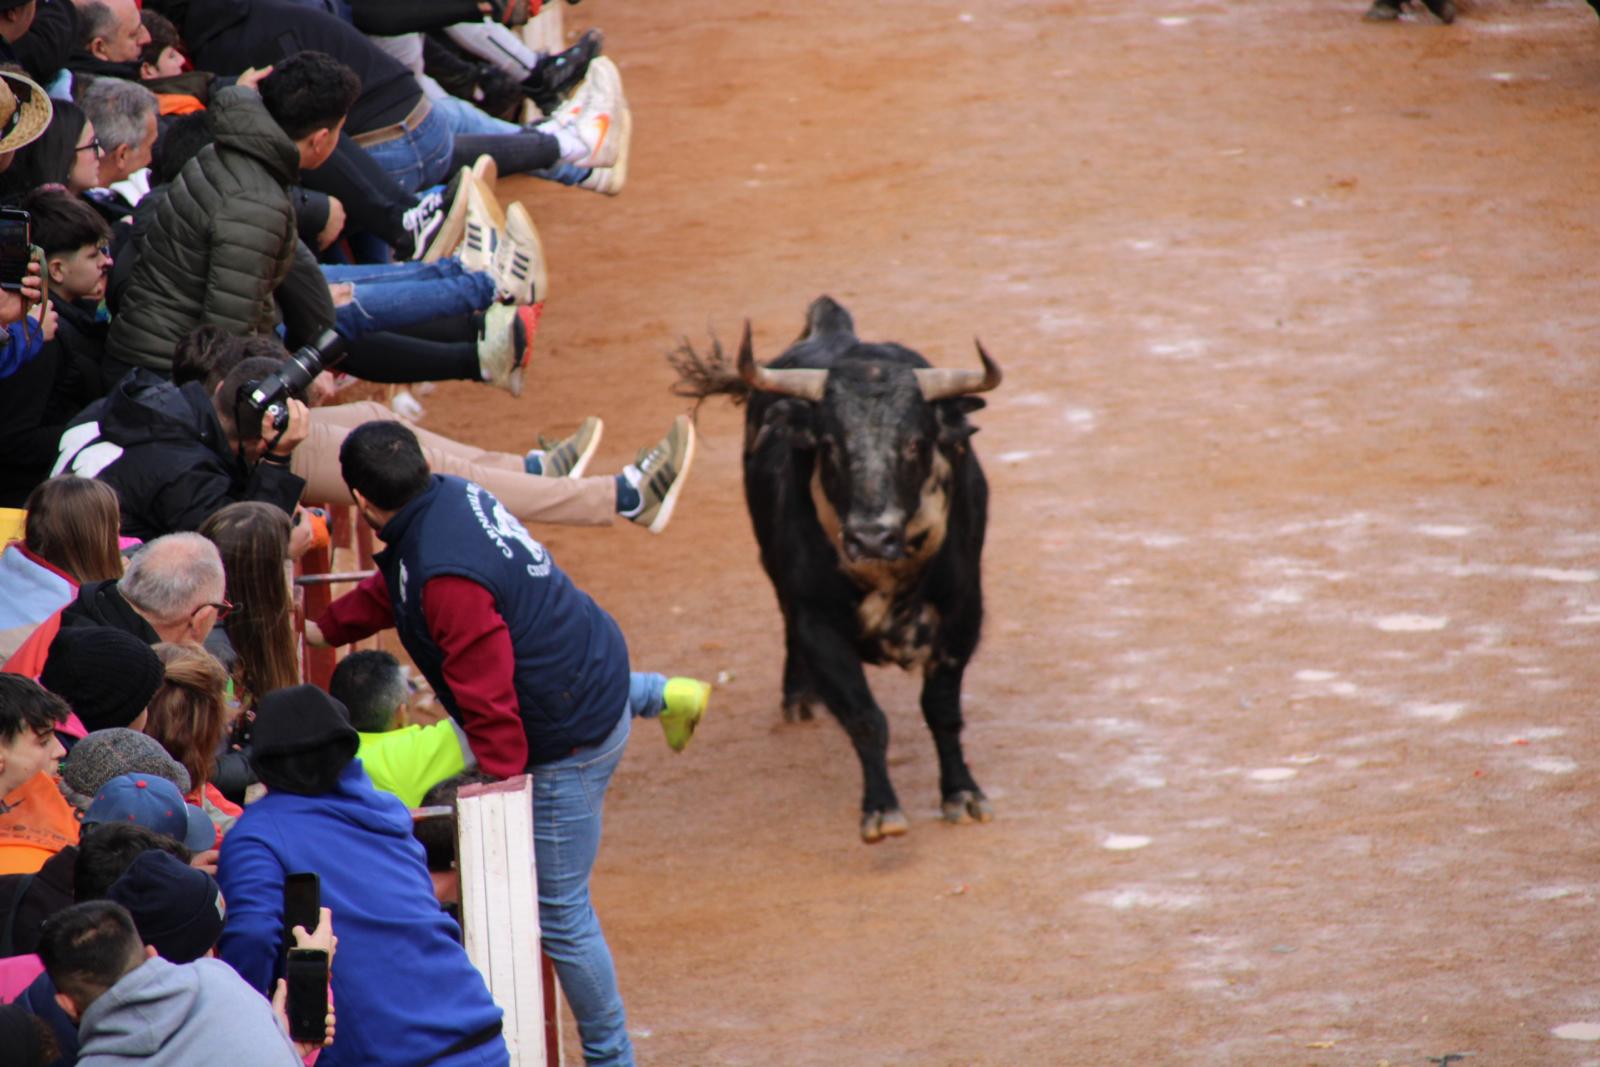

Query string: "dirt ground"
[406, 1, 1600, 1063]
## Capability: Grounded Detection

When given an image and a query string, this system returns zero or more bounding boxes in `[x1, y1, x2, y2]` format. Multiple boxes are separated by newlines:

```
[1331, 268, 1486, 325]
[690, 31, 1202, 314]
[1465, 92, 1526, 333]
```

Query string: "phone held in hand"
[282, 871, 320, 954]
[285, 947, 330, 1043]
[0, 208, 30, 292]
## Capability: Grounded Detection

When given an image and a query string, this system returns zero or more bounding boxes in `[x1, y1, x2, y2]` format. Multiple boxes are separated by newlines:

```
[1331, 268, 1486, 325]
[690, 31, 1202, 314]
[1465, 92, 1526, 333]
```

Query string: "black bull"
[671, 296, 1002, 843]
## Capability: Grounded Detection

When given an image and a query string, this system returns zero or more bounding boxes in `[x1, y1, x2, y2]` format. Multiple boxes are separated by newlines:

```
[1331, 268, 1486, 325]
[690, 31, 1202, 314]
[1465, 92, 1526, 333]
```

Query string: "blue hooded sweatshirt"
[216, 761, 505, 1067]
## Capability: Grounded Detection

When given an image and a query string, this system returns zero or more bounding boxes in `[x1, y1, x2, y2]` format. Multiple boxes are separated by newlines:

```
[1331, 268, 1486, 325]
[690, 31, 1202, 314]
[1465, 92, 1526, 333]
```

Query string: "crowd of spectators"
[0, 2, 711, 1065]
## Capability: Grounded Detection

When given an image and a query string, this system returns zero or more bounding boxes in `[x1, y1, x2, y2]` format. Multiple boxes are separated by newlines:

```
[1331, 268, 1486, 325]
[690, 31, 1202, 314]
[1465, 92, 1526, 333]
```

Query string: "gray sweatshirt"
[77, 956, 301, 1067]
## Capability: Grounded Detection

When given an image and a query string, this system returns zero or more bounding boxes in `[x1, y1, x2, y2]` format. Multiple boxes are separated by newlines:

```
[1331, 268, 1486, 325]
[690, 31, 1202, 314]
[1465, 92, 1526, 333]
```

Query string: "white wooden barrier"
[456, 776, 564, 1066]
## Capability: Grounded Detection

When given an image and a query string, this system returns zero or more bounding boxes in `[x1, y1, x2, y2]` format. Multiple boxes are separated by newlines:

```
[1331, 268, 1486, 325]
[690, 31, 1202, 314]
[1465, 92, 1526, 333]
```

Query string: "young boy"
[0, 191, 109, 505]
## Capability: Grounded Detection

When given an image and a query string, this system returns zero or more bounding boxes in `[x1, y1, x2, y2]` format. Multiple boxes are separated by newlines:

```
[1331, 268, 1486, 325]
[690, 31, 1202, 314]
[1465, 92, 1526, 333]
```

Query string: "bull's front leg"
[921, 661, 993, 826]
[794, 613, 906, 844]
[779, 613, 820, 722]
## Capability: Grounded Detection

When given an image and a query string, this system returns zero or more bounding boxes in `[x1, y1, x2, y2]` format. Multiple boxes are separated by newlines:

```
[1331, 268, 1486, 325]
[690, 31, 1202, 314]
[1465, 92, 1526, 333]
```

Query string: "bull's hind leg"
[921, 662, 993, 825]
[795, 616, 907, 843]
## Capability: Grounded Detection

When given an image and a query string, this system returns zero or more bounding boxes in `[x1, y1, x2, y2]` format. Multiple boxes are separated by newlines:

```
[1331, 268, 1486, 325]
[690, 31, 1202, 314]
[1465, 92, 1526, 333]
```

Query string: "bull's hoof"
[859, 808, 910, 844]
[941, 790, 994, 825]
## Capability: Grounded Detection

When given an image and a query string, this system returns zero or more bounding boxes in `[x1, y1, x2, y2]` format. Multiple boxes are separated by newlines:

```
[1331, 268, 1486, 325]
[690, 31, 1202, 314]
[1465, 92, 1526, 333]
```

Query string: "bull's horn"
[738, 319, 829, 401]
[914, 340, 1003, 401]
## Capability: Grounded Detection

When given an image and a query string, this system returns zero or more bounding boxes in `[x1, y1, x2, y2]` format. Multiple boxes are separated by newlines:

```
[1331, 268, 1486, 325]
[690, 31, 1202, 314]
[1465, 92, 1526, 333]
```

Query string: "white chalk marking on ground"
[1554, 1023, 1600, 1042]
[1417, 524, 1473, 538]
[1249, 767, 1297, 783]
[1376, 614, 1449, 632]
[957, 12, 974, 23]
[1563, 606, 1600, 625]
[1129, 239, 1159, 251]
[1063, 407, 1097, 431]
[1516, 727, 1567, 741]
[1157, 16, 1190, 26]
[998, 450, 1044, 464]
[1329, 682, 1360, 696]
[1286, 753, 1321, 765]
[1148, 339, 1206, 359]
[1103, 834, 1152, 851]
[1489, 71, 1517, 82]
[1525, 567, 1600, 583]
[1141, 533, 1187, 549]
[1523, 885, 1592, 902]
[1086, 887, 1204, 912]
[1295, 669, 1338, 682]
[1404, 702, 1466, 723]
[1526, 757, 1578, 776]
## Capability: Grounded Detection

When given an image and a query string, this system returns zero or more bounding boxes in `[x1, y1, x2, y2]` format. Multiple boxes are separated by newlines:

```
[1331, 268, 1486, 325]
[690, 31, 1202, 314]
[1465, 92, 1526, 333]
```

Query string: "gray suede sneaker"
[525, 416, 604, 478]
[619, 415, 695, 534]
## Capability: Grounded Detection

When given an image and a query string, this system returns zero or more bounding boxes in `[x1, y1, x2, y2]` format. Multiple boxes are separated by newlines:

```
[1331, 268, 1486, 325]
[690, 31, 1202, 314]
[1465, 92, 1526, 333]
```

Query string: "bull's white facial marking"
[811, 451, 952, 668]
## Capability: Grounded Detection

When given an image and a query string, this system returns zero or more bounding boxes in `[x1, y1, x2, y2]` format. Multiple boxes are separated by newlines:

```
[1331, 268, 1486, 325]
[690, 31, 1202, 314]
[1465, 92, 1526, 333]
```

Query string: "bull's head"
[739, 323, 1001, 563]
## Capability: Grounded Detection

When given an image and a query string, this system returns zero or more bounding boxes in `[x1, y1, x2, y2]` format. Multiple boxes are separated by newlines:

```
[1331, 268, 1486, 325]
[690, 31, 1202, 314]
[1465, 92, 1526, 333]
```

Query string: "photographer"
[51, 355, 307, 540]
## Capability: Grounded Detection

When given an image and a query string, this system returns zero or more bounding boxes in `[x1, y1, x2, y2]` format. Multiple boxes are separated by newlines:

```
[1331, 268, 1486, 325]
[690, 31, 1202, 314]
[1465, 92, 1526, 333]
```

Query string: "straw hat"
[0, 70, 53, 155]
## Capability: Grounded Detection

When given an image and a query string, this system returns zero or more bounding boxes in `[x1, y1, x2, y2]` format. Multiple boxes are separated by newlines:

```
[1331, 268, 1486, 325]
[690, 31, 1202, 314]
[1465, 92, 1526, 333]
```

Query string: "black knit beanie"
[40, 626, 164, 732]
[249, 685, 358, 796]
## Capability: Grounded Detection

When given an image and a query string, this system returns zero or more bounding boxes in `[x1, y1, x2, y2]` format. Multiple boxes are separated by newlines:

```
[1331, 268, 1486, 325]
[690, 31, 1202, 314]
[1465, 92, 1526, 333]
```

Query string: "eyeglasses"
[75, 136, 102, 157]
[192, 598, 235, 622]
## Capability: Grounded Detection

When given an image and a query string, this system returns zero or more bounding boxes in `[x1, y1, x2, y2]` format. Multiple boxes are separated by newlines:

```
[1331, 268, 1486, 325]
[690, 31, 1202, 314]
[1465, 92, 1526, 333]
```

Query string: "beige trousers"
[292, 402, 615, 526]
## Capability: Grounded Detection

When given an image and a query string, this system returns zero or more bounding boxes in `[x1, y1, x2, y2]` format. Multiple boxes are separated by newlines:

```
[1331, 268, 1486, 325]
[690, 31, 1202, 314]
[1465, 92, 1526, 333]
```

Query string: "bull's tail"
[669, 333, 753, 409]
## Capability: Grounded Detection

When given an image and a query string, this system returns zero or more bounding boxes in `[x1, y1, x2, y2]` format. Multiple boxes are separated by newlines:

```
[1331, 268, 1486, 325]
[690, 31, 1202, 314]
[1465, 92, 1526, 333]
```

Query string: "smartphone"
[285, 947, 329, 1043]
[282, 871, 320, 954]
[0, 208, 30, 292]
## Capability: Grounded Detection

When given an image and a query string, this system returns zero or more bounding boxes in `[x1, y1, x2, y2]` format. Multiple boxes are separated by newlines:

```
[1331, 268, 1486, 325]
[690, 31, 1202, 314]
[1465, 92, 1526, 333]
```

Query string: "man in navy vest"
[307, 420, 641, 1067]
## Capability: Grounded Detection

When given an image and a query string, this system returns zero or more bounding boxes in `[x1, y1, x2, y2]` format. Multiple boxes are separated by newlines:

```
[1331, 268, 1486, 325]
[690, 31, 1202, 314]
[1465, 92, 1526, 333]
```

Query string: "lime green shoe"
[660, 677, 710, 753]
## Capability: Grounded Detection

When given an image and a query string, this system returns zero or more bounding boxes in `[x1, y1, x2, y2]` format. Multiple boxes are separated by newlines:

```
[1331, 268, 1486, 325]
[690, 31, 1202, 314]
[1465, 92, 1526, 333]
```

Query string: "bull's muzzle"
[842, 520, 906, 562]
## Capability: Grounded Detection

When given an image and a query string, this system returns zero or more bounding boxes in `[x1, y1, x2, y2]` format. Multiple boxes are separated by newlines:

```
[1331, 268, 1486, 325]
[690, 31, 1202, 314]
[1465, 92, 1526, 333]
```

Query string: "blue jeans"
[362, 104, 455, 195]
[533, 709, 633, 1066]
[433, 92, 523, 136]
[322, 260, 497, 339]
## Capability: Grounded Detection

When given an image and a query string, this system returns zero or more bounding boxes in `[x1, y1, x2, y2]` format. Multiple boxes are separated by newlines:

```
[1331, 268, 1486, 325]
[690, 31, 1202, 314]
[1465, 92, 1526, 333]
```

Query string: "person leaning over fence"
[52, 355, 308, 540]
[307, 419, 662, 1067]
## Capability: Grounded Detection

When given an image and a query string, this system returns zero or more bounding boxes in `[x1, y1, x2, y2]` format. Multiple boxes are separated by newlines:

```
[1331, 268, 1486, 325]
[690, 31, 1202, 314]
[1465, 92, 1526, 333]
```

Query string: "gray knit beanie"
[60, 728, 192, 812]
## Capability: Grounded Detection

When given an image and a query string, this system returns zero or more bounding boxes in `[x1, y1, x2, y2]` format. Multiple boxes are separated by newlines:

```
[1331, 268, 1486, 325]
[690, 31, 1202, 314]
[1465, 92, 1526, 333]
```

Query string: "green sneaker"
[525, 416, 603, 478]
[660, 677, 710, 753]
[619, 415, 695, 534]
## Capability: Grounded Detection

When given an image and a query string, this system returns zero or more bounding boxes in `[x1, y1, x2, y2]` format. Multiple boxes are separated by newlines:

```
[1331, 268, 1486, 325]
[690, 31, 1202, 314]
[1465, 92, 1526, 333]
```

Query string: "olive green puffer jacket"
[106, 85, 334, 373]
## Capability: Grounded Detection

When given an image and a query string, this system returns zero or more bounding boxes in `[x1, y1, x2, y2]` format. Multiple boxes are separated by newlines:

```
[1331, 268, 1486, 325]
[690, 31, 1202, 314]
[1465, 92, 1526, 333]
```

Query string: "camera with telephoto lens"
[245, 329, 347, 434]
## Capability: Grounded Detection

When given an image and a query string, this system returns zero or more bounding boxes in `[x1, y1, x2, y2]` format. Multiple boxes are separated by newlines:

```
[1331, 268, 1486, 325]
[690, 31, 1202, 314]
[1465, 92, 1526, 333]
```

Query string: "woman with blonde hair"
[0, 476, 123, 665]
[147, 642, 239, 838]
[198, 501, 300, 710]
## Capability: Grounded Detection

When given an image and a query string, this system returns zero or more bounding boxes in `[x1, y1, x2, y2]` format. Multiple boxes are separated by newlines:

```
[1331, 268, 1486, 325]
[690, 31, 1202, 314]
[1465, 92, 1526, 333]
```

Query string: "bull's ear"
[750, 398, 817, 452]
[935, 397, 985, 447]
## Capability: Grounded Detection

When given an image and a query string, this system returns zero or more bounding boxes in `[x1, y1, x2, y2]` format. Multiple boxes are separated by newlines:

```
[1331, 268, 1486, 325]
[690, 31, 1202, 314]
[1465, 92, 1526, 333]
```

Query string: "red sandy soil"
[407, 1, 1600, 1063]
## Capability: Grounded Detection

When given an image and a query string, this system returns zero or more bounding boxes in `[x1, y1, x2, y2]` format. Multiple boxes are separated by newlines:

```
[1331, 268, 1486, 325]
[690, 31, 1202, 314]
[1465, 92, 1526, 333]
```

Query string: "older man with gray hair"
[59, 532, 229, 647]
[77, 75, 157, 218]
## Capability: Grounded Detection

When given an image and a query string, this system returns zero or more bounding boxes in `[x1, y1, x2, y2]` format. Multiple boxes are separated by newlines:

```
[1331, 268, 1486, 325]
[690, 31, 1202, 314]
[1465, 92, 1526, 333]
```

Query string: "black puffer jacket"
[54, 369, 305, 540]
[104, 85, 333, 374]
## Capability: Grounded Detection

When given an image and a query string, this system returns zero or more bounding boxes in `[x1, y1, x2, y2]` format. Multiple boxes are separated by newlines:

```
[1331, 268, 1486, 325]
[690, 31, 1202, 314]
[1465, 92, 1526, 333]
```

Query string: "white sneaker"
[460, 173, 506, 274]
[477, 303, 540, 398]
[579, 104, 630, 196]
[549, 57, 625, 169]
[494, 201, 548, 305]
[471, 153, 497, 195]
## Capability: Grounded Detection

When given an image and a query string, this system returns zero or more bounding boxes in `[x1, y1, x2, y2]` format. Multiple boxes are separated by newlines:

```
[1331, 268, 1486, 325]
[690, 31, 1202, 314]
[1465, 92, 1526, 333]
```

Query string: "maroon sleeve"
[315, 571, 395, 647]
[420, 576, 529, 777]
